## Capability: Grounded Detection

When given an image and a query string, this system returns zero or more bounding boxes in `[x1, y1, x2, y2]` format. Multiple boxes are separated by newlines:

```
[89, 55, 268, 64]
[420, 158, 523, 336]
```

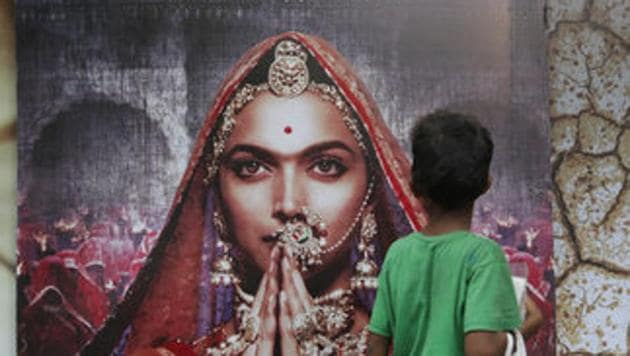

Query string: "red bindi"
[284, 126, 292, 134]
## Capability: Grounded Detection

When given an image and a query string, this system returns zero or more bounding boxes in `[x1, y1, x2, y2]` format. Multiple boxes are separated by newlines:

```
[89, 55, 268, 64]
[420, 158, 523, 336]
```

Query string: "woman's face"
[218, 91, 368, 273]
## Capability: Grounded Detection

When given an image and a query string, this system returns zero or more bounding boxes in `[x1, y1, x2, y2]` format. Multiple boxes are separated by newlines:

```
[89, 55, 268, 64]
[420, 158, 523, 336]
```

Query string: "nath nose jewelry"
[275, 181, 374, 272]
[275, 207, 328, 271]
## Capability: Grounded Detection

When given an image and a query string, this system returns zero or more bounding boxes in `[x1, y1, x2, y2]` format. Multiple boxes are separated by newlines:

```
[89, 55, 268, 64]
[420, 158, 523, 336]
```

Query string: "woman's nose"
[272, 166, 304, 222]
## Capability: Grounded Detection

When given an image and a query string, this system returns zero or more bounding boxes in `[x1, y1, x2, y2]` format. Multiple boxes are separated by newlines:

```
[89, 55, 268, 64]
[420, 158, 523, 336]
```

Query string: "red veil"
[83, 32, 425, 354]
[21, 286, 95, 356]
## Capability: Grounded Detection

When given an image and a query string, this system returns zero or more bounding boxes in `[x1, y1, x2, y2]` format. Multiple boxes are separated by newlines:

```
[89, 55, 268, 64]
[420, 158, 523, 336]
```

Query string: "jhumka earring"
[350, 211, 378, 291]
[210, 211, 239, 287]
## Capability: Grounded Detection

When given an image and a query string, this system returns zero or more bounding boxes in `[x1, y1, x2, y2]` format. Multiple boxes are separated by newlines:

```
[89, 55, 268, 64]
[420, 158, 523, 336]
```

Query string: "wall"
[547, 0, 629, 354]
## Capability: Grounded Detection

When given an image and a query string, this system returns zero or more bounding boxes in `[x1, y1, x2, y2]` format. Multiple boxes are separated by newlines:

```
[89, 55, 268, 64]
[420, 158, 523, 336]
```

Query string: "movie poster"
[16, 0, 553, 354]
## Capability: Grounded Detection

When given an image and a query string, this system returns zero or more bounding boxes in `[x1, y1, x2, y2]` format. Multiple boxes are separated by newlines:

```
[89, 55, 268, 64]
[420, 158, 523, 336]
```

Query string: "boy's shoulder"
[461, 233, 508, 266]
[462, 231, 503, 248]
[382, 232, 422, 262]
[388, 231, 422, 250]
[389, 231, 505, 261]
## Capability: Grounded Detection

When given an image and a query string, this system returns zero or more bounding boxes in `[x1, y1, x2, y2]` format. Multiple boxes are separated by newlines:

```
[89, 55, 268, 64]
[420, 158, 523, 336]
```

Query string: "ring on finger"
[292, 310, 317, 339]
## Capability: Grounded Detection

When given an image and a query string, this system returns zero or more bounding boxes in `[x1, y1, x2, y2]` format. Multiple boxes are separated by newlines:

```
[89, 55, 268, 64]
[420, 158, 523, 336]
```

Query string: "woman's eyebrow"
[302, 141, 357, 158]
[223, 141, 356, 161]
[223, 144, 277, 164]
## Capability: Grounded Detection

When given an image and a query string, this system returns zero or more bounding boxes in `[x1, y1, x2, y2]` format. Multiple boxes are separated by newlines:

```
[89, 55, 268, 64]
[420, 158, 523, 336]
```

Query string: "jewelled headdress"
[268, 39, 310, 97]
[205, 40, 366, 180]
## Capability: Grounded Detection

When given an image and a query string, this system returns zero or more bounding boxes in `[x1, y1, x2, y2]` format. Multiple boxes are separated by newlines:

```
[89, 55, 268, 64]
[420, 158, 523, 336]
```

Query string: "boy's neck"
[421, 203, 474, 237]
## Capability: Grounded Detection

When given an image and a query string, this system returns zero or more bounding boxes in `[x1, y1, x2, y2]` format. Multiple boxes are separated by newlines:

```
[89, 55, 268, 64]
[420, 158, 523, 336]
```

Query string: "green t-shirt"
[368, 231, 521, 356]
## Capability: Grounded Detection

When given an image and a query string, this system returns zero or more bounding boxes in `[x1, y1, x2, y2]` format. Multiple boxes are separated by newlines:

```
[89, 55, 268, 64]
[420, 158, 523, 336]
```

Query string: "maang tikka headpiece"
[205, 39, 366, 181]
[268, 39, 310, 97]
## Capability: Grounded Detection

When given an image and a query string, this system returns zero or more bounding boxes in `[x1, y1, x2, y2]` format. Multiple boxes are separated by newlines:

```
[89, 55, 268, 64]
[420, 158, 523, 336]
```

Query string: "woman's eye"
[230, 160, 268, 178]
[311, 158, 347, 177]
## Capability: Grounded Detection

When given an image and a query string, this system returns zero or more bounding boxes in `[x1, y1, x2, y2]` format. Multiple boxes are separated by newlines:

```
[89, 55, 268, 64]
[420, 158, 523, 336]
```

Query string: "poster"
[16, 0, 554, 354]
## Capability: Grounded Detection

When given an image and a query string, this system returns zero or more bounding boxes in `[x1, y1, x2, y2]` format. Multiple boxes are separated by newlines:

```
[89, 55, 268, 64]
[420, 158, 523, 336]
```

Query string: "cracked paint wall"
[547, 0, 629, 354]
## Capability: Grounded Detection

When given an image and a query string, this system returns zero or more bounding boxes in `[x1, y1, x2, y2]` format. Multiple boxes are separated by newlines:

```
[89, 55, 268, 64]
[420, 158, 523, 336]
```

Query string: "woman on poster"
[83, 32, 426, 355]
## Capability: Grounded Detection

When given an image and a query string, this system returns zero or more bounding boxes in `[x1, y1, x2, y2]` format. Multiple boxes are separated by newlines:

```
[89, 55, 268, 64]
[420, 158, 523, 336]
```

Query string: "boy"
[367, 111, 521, 355]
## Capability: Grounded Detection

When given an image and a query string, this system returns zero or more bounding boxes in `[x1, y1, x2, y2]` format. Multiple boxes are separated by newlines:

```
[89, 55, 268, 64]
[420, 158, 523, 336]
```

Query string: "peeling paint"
[578, 112, 621, 154]
[549, 0, 629, 353]
[556, 265, 630, 354]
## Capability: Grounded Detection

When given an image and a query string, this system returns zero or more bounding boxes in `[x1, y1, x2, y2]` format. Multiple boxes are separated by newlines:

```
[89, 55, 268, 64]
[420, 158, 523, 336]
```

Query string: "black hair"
[410, 110, 493, 210]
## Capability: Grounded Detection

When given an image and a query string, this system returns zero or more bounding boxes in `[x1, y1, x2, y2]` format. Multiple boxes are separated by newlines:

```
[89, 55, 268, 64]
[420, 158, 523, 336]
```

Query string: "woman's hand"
[243, 246, 281, 355]
[279, 248, 315, 355]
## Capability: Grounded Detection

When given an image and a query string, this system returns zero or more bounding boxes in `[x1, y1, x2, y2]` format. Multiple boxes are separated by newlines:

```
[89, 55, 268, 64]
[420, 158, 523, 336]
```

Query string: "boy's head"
[410, 110, 493, 211]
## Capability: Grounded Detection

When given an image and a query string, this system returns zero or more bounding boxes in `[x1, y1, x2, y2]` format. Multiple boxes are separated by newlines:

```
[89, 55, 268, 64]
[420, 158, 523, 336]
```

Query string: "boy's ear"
[417, 195, 429, 212]
[409, 180, 420, 198]
[409, 187, 428, 210]
[483, 175, 493, 194]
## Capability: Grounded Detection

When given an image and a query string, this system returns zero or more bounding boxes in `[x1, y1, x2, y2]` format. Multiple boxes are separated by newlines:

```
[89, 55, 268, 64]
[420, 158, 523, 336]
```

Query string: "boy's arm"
[463, 242, 522, 356]
[520, 295, 544, 339]
[464, 331, 507, 356]
[367, 332, 390, 356]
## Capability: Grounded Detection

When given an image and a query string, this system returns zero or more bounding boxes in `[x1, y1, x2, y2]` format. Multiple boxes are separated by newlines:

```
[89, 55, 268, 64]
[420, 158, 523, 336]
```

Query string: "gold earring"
[211, 211, 239, 287]
[212, 210, 227, 238]
[351, 211, 378, 291]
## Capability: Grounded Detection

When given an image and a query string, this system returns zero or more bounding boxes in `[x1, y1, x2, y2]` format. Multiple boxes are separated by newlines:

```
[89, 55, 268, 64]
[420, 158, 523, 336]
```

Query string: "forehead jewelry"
[268, 39, 310, 97]
[205, 40, 366, 182]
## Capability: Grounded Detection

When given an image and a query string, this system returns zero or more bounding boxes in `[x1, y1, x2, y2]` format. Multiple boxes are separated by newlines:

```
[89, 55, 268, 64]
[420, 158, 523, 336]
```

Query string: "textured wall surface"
[547, 0, 629, 354]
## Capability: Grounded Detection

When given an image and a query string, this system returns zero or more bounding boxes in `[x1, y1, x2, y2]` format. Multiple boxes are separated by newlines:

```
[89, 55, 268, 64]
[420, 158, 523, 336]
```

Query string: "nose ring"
[275, 207, 328, 271]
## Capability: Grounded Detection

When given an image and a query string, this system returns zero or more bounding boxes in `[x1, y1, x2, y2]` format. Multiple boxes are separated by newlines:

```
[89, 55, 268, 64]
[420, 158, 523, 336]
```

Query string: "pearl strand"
[321, 181, 374, 255]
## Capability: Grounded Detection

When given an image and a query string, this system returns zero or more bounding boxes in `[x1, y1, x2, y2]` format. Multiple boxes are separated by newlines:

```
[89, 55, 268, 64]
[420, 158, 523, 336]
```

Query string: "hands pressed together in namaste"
[243, 244, 318, 355]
